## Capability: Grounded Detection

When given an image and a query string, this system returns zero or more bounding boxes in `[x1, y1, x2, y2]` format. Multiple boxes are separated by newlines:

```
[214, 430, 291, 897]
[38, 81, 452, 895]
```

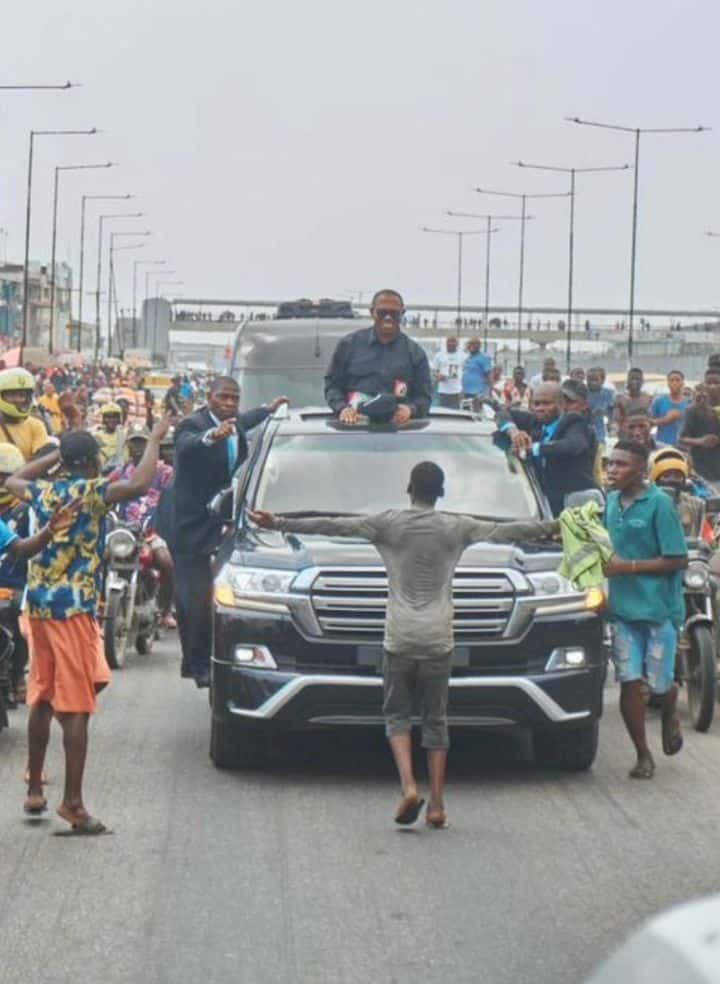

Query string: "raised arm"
[106, 416, 171, 504]
[460, 516, 559, 546]
[250, 510, 383, 542]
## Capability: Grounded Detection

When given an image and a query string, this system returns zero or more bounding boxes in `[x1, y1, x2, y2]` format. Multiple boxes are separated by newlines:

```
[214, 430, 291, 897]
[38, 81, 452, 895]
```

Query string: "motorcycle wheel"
[136, 631, 154, 655]
[686, 625, 716, 733]
[104, 592, 129, 670]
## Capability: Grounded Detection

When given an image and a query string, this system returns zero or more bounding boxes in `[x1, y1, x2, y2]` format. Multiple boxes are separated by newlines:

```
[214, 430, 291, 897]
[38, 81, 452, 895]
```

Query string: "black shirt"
[681, 406, 720, 480]
[324, 326, 432, 418]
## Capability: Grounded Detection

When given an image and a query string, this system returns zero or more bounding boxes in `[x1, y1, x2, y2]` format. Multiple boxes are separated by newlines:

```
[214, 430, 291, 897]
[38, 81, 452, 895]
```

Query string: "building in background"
[0, 261, 74, 349]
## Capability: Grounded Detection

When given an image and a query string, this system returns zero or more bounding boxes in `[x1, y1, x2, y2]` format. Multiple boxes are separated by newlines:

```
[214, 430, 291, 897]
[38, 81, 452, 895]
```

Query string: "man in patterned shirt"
[7, 416, 171, 834]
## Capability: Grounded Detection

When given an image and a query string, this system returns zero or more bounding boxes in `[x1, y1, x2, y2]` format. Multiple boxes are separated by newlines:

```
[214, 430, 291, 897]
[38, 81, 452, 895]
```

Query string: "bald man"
[495, 379, 598, 516]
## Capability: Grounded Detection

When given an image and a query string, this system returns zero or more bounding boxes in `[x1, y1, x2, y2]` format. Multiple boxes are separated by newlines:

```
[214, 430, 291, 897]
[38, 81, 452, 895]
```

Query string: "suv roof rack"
[275, 298, 355, 320]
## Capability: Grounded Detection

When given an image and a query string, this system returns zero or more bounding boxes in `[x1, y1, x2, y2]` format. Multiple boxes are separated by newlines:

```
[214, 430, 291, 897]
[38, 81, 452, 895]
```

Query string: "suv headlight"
[527, 572, 572, 596]
[215, 567, 295, 612]
[684, 563, 709, 590]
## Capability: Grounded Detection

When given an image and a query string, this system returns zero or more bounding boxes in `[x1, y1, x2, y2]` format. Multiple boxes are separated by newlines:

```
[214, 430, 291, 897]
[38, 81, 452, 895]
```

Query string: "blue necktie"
[227, 432, 238, 474]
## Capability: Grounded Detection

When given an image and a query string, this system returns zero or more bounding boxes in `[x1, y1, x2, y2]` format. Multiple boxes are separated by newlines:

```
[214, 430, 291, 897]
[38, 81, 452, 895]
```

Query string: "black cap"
[59, 430, 100, 467]
[358, 393, 398, 422]
[561, 378, 588, 402]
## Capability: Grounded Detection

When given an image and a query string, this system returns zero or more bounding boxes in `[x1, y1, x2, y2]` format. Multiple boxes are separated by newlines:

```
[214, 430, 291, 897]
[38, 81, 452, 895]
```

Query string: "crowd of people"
[3, 287, 720, 833]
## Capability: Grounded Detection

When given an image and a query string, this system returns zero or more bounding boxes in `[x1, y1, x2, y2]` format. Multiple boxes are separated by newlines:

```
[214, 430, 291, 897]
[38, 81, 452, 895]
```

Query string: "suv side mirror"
[207, 487, 234, 522]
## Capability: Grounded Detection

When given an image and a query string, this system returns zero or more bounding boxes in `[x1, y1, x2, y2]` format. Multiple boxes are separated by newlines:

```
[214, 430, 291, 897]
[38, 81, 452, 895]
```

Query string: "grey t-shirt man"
[276, 508, 558, 658]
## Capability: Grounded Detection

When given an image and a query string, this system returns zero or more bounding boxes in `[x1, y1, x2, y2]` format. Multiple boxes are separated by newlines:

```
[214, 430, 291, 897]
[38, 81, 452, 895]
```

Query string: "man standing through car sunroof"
[324, 289, 433, 425]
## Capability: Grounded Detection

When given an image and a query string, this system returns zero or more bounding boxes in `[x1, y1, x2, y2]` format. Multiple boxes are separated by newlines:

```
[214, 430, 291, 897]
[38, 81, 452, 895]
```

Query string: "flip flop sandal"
[662, 713, 683, 756]
[53, 816, 113, 837]
[394, 795, 425, 826]
[628, 759, 655, 780]
[425, 812, 450, 830]
[23, 797, 48, 817]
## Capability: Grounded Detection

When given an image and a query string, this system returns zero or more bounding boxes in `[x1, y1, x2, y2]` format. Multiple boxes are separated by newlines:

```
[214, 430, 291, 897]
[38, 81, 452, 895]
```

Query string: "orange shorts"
[26, 614, 111, 714]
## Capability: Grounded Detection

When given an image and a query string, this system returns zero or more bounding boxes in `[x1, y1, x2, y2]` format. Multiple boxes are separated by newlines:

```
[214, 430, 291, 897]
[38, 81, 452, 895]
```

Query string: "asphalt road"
[1, 636, 720, 984]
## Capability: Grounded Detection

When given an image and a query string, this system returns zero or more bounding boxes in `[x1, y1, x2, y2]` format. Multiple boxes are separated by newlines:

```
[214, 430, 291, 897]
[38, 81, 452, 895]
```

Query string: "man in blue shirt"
[604, 439, 688, 780]
[586, 367, 615, 444]
[650, 369, 690, 446]
[461, 337, 493, 410]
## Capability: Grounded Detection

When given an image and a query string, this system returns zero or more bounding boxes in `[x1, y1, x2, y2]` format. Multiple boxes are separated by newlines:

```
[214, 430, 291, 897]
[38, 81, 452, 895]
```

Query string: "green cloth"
[605, 484, 687, 628]
[557, 501, 614, 590]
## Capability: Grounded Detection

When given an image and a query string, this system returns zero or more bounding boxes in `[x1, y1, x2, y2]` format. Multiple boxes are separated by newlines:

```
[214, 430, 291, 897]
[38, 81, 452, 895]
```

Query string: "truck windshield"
[252, 433, 541, 519]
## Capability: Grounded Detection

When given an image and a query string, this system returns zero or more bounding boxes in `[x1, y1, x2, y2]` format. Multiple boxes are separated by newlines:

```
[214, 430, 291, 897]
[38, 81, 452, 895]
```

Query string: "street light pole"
[0, 82, 75, 90]
[565, 116, 709, 362]
[475, 188, 570, 365]
[107, 232, 151, 357]
[48, 161, 115, 353]
[95, 212, 144, 362]
[446, 211, 526, 348]
[78, 194, 133, 352]
[513, 160, 629, 371]
[133, 260, 166, 347]
[419, 226, 485, 327]
[21, 127, 97, 359]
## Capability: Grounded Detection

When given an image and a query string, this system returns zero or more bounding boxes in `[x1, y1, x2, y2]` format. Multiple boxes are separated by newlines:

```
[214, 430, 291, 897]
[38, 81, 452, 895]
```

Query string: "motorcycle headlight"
[107, 529, 136, 560]
[684, 563, 709, 590]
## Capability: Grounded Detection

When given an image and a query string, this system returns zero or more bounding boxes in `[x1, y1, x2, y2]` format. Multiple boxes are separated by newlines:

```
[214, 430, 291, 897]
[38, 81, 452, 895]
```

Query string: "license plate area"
[356, 645, 470, 672]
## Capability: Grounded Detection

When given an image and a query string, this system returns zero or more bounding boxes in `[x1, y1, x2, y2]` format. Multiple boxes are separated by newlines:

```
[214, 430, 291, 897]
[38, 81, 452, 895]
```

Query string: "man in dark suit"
[495, 379, 598, 516]
[172, 376, 287, 687]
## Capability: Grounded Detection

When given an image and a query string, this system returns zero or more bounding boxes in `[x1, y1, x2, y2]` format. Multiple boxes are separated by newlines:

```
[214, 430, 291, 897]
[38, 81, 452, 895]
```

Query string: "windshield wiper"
[276, 510, 361, 518]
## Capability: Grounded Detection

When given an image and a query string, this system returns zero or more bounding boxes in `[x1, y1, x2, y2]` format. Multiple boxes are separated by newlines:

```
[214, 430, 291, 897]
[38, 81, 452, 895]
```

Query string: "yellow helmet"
[100, 401, 122, 417]
[0, 442, 24, 474]
[0, 367, 35, 420]
[649, 453, 689, 485]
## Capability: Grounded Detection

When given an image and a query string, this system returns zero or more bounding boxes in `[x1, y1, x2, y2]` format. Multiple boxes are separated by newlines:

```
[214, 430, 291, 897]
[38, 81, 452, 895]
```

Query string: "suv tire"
[533, 720, 599, 771]
[210, 715, 268, 770]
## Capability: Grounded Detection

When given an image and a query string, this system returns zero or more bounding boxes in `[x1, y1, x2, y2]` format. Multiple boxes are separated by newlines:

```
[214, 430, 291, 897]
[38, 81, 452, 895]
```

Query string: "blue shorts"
[611, 619, 677, 694]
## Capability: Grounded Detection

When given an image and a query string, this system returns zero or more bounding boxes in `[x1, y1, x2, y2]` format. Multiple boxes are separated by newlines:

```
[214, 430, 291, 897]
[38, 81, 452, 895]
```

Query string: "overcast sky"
[1, 0, 718, 322]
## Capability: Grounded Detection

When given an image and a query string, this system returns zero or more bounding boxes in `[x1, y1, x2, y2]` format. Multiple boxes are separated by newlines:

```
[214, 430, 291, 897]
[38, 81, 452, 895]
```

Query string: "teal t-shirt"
[605, 484, 687, 627]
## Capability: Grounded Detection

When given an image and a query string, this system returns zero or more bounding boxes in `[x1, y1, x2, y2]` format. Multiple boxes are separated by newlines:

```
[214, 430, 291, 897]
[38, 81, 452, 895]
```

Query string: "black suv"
[210, 408, 606, 770]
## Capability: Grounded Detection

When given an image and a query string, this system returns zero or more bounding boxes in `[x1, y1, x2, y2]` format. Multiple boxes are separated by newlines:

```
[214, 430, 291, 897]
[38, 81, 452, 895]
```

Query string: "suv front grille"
[310, 568, 515, 641]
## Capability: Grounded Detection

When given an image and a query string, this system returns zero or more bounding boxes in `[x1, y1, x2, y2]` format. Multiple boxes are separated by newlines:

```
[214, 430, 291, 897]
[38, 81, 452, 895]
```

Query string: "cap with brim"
[59, 431, 100, 467]
[561, 379, 588, 402]
[101, 401, 122, 416]
[127, 423, 151, 441]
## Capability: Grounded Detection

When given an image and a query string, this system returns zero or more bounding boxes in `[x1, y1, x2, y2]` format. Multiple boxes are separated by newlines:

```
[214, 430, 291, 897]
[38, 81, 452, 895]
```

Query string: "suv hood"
[230, 528, 562, 573]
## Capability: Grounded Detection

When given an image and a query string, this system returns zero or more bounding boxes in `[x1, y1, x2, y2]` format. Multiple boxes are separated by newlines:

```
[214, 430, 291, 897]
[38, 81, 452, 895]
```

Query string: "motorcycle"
[0, 586, 26, 730]
[103, 514, 161, 669]
[676, 538, 717, 732]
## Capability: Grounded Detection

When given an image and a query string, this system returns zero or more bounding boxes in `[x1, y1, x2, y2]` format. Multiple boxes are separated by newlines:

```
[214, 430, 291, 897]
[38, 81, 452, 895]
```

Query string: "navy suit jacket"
[172, 405, 269, 554]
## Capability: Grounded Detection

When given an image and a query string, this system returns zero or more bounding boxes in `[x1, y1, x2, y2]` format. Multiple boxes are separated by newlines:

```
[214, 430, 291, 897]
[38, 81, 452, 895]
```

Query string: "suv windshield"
[252, 432, 540, 519]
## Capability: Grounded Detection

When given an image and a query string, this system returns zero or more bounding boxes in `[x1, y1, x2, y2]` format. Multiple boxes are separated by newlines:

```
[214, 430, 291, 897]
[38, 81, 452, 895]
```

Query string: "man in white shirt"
[432, 337, 465, 409]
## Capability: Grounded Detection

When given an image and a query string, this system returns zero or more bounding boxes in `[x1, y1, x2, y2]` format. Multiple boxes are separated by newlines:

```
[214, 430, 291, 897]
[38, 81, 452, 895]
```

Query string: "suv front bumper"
[212, 608, 606, 733]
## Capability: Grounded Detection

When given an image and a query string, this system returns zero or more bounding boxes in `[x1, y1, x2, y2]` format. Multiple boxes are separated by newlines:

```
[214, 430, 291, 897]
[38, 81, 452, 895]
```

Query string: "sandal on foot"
[662, 712, 683, 756]
[23, 795, 47, 816]
[53, 814, 112, 837]
[394, 794, 425, 826]
[629, 758, 655, 780]
[425, 809, 450, 830]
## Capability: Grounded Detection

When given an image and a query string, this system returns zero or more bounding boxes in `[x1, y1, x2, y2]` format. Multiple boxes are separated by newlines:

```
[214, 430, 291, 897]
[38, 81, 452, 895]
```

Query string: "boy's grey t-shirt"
[278, 508, 556, 658]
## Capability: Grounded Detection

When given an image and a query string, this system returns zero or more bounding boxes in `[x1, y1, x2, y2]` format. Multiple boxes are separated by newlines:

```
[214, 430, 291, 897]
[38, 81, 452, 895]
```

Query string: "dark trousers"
[172, 551, 213, 678]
